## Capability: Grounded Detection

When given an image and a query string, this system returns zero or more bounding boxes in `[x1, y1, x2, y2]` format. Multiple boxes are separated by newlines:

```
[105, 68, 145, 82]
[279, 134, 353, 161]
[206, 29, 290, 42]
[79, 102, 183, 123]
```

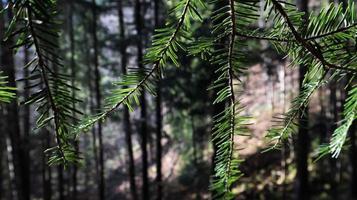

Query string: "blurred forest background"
[0, 0, 356, 200]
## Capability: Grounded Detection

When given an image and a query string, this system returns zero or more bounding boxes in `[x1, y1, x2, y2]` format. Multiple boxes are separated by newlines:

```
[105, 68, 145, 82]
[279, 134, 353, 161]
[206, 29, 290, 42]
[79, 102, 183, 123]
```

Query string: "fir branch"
[305, 22, 357, 41]
[270, 0, 357, 74]
[329, 85, 357, 157]
[27, 4, 66, 161]
[268, 63, 329, 148]
[4, 0, 81, 165]
[0, 71, 16, 103]
[209, 0, 254, 198]
[75, 0, 199, 133]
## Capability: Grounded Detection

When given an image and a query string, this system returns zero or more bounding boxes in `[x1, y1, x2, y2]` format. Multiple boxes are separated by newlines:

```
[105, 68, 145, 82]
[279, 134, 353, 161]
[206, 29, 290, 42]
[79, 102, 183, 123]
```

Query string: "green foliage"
[2, 0, 357, 198]
[3, 0, 80, 165]
[267, 61, 327, 148]
[266, 0, 357, 151]
[75, 0, 205, 134]
[207, 0, 259, 198]
[329, 85, 357, 158]
[0, 71, 16, 103]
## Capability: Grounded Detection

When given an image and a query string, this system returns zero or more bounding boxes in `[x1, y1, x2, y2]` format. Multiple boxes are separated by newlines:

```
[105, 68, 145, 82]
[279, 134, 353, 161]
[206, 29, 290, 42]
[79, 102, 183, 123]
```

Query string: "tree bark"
[154, 0, 163, 199]
[22, 46, 31, 200]
[85, 15, 99, 193]
[91, 0, 105, 199]
[350, 122, 357, 198]
[58, 166, 64, 200]
[0, 2, 29, 199]
[296, 1, 310, 199]
[329, 80, 340, 199]
[69, 2, 78, 199]
[0, 109, 3, 200]
[42, 131, 52, 200]
[134, 0, 149, 199]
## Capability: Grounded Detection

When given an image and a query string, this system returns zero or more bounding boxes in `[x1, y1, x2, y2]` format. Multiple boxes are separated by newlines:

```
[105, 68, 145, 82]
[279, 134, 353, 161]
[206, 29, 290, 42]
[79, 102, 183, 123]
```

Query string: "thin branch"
[225, 0, 237, 193]
[236, 32, 292, 42]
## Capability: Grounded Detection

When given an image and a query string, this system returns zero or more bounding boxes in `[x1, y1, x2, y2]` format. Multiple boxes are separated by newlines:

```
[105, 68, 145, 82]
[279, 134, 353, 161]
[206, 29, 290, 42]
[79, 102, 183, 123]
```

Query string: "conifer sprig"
[3, 0, 80, 165]
[267, 0, 356, 149]
[270, 0, 356, 74]
[329, 85, 357, 157]
[209, 0, 255, 198]
[75, 0, 205, 133]
[0, 71, 16, 103]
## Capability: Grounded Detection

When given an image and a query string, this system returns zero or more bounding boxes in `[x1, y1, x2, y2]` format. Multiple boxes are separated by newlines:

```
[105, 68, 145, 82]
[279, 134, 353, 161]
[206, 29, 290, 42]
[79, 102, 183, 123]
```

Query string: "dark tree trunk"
[0, 109, 3, 200]
[81, 9, 99, 189]
[58, 166, 64, 200]
[0, 2, 29, 200]
[22, 46, 31, 200]
[338, 1, 356, 198]
[69, 3, 78, 200]
[51, 29, 65, 200]
[296, 1, 310, 199]
[42, 131, 52, 200]
[6, 138, 15, 200]
[91, 0, 105, 199]
[0, 4, 5, 198]
[329, 81, 340, 199]
[350, 122, 357, 198]
[86, 19, 99, 193]
[85, 12, 99, 184]
[154, 0, 163, 199]
[155, 75, 163, 200]
[347, 74, 356, 198]
[118, 1, 138, 200]
[134, 0, 149, 199]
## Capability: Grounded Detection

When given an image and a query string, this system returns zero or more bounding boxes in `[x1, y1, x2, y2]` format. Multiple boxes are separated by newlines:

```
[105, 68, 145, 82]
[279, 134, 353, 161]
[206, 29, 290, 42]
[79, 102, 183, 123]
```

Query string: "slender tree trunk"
[86, 25, 99, 194]
[91, 1, 105, 199]
[153, 0, 163, 199]
[296, 1, 310, 199]
[6, 137, 15, 200]
[83, 10, 100, 189]
[329, 81, 340, 199]
[350, 122, 357, 198]
[118, 1, 138, 200]
[0, 2, 29, 199]
[22, 46, 31, 200]
[155, 80, 163, 200]
[85, 15, 99, 183]
[0, 5, 5, 199]
[69, 3, 78, 199]
[134, 0, 149, 199]
[337, 1, 356, 198]
[58, 166, 64, 200]
[0, 109, 3, 200]
[347, 74, 356, 198]
[50, 32, 65, 200]
[296, 67, 310, 200]
[43, 131, 52, 200]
